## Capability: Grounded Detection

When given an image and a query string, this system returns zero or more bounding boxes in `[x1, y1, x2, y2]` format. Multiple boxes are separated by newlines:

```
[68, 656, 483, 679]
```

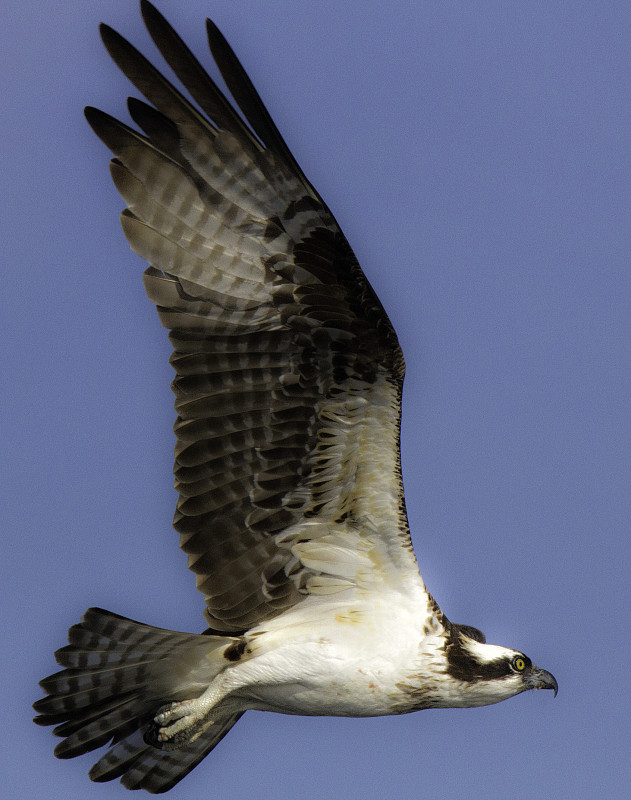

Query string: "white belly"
[223, 593, 431, 717]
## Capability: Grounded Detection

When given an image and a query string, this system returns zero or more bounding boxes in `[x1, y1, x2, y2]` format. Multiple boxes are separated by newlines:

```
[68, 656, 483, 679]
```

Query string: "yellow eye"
[513, 656, 526, 672]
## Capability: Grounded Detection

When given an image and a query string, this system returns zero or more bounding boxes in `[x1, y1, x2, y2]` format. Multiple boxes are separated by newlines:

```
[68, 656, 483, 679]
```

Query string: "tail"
[33, 608, 244, 793]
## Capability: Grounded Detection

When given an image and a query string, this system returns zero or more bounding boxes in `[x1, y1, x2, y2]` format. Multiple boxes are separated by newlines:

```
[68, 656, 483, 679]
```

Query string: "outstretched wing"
[88, 0, 424, 633]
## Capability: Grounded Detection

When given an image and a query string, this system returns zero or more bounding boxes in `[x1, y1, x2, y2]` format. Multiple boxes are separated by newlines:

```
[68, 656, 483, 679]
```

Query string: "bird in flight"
[34, 2, 557, 793]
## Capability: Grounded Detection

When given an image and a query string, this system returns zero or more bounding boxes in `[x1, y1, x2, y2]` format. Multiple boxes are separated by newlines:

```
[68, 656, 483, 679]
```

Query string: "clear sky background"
[3, 1, 630, 798]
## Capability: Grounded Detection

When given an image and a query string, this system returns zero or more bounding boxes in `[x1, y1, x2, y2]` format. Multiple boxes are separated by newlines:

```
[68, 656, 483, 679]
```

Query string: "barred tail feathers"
[33, 608, 243, 792]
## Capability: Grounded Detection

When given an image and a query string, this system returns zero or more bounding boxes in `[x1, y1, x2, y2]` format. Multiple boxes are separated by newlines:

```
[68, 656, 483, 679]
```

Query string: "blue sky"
[3, 1, 630, 798]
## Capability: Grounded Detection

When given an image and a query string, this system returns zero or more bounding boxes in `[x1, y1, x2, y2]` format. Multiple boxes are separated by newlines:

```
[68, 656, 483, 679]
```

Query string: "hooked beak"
[525, 666, 558, 697]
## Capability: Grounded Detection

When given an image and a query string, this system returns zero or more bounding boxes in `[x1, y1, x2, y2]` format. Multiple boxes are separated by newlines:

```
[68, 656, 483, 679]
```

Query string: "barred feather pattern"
[34, 1, 434, 791]
[82, 0, 419, 634]
[34, 608, 243, 792]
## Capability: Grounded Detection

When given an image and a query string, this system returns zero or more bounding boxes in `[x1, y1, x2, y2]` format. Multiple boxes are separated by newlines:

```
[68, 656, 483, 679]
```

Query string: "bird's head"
[438, 622, 558, 708]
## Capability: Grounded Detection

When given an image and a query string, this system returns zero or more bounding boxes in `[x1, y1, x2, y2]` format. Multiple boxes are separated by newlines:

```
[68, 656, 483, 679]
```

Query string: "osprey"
[34, 2, 557, 793]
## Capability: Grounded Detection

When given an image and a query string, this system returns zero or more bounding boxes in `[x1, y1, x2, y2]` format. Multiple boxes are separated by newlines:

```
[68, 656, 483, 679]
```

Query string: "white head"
[434, 623, 558, 709]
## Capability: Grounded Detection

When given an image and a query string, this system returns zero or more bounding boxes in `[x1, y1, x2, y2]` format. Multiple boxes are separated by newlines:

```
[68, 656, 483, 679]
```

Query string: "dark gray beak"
[525, 666, 558, 697]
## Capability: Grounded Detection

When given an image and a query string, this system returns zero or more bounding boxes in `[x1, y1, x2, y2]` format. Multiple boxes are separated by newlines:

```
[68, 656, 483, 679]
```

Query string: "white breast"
[222, 585, 435, 717]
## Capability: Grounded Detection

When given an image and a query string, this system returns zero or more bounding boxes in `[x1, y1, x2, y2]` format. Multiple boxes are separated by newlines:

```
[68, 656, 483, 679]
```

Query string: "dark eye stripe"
[447, 646, 513, 683]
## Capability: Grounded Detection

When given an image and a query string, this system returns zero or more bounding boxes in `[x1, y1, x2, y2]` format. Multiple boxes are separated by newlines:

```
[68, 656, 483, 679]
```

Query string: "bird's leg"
[146, 673, 232, 749]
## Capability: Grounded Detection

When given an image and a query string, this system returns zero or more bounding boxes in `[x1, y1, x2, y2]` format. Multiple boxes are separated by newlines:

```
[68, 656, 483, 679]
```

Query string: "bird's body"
[34, 2, 557, 793]
[188, 591, 428, 719]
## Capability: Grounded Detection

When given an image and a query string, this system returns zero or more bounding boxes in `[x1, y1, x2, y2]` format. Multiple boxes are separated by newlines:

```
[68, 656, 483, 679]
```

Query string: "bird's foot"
[145, 672, 234, 749]
[145, 700, 212, 749]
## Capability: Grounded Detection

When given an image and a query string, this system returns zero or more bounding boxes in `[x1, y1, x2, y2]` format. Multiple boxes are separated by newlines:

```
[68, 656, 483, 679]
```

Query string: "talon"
[153, 700, 192, 727]
[157, 716, 188, 740]
[145, 699, 212, 749]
